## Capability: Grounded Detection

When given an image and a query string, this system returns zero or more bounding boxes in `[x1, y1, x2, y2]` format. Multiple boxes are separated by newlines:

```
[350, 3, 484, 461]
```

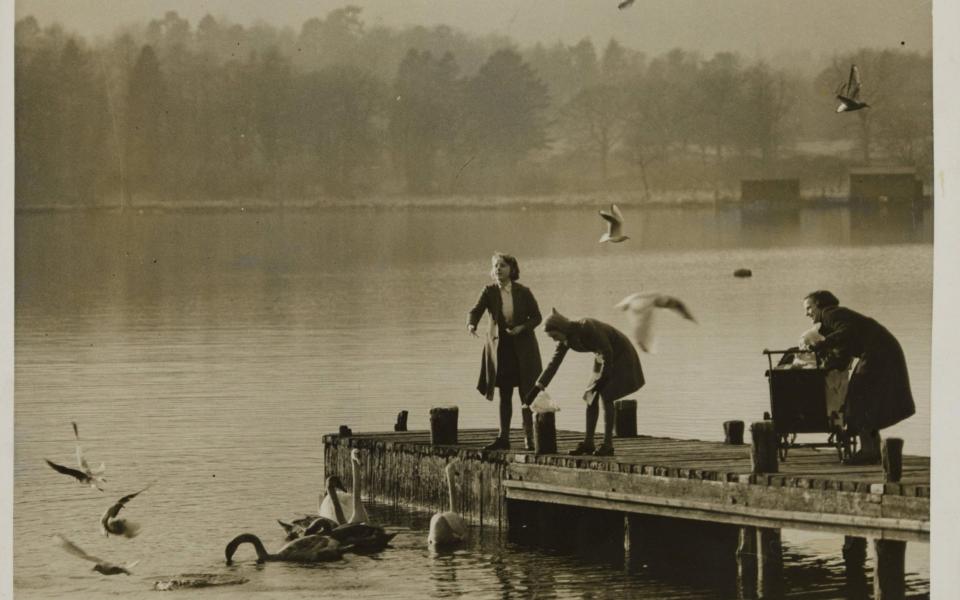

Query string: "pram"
[762, 348, 858, 461]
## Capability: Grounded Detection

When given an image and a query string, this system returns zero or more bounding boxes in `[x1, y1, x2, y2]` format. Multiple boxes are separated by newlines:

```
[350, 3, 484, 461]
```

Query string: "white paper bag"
[530, 390, 560, 414]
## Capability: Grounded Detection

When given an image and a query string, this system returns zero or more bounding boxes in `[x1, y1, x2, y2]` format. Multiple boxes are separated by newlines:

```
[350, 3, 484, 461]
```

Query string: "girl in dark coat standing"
[802, 290, 916, 465]
[467, 253, 544, 451]
[525, 309, 645, 457]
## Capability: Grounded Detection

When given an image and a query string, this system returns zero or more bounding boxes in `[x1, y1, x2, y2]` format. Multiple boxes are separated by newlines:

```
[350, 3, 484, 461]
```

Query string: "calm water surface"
[14, 205, 932, 598]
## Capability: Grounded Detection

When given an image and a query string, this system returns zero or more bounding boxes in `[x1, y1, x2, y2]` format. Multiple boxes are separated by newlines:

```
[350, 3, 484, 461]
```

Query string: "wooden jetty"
[324, 422, 928, 598]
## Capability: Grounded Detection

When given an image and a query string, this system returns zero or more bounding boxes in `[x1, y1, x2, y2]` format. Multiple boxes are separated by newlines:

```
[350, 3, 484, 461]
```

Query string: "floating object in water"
[733, 268, 752, 278]
[154, 573, 249, 591]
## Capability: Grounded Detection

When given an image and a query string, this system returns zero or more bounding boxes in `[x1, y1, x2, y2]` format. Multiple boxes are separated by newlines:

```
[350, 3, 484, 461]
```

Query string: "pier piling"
[750, 421, 779, 473]
[873, 539, 907, 600]
[724, 420, 745, 445]
[429, 406, 458, 445]
[533, 412, 557, 455]
[882, 437, 904, 482]
[614, 399, 637, 437]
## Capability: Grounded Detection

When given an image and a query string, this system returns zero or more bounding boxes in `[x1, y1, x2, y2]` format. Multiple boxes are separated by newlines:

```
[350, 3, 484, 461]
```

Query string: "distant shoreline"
[15, 190, 929, 214]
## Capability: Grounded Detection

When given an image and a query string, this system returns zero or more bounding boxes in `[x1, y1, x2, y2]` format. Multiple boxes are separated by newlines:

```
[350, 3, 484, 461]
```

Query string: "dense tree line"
[14, 8, 933, 208]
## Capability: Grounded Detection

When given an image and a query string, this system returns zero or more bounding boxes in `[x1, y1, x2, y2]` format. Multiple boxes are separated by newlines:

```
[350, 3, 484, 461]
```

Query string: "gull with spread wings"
[598, 203, 630, 243]
[836, 64, 870, 113]
[616, 291, 697, 353]
[44, 459, 105, 491]
[54, 534, 140, 575]
[101, 486, 150, 538]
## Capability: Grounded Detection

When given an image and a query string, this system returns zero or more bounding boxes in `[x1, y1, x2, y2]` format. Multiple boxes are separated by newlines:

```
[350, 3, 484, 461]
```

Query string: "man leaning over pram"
[800, 290, 916, 465]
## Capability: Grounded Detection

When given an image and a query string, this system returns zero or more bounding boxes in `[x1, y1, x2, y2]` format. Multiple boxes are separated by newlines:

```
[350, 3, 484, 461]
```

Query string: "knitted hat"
[544, 308, 573, 334]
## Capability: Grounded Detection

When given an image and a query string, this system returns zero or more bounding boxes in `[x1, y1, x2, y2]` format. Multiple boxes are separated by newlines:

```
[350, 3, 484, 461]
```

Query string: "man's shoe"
[482, 438, 510, 451]
[568, 442, 596, 456]
[593, 444, 615, 457]
[842, 451, 880, 465]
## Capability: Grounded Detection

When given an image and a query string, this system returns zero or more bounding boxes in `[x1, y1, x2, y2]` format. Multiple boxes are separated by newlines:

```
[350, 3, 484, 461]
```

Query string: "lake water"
[13, 204, 932, 598]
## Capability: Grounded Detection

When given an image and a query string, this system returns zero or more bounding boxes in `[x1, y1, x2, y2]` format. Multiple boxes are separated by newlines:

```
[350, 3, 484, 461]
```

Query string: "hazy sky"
[16, 0, 932, 60]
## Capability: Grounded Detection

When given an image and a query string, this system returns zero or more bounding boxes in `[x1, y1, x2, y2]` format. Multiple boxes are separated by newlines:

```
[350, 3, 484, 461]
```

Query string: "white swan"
[428, 460, 468, 546]
[318, 449, 369, 524]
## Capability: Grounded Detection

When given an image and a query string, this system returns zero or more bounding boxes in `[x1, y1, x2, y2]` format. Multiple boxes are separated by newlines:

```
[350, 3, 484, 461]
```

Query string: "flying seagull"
[54, 534, 140, 575]
[101, 486, 150, 538]
[615, 291, 697, 353]
[618, 0, 636, 8]
[835, 64, 869, 113]
[44, 459, 105, 491]
[72, 422, 106, 486]
[598, 204, 630, 243]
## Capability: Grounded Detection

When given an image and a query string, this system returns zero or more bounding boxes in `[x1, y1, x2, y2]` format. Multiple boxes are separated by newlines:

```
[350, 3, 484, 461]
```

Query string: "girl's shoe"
[593, 444, 615, 457]
[482, 438, 510, 451]
[568, 442, 595, 455]
[842, 450, 880, 465]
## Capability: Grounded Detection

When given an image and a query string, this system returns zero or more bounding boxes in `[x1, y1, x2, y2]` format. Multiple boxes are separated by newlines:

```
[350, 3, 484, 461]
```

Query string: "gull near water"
[598, 203, 630, 243]
[616, 291, 697, 353]
[54, 533, 140, 575]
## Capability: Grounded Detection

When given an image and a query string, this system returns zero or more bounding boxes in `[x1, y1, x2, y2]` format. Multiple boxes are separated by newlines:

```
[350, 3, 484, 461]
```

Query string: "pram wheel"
[777, 433, 793, 461]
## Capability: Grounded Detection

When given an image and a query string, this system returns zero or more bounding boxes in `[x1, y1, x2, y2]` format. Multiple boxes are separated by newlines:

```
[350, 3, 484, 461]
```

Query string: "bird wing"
[45, 459, 87, 482]
[618, 0, 636, 8]
[598, 209, 618, 225]
[653, 295, 697, 322]
[618, 296, 658, 353]
[848, 65, 862, 100]
[124, 560, 141, 571]
[55, 534, 104, 563]
[72, 421, 80, 440]
[611, 203, 625, 223]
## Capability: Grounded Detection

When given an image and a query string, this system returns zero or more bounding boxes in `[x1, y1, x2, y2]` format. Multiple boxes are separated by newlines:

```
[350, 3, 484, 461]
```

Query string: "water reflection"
[14, 207, 932, 598]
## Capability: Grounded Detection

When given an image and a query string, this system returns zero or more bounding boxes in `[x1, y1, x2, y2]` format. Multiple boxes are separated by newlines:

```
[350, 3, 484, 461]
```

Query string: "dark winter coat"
[468, 283, 544, 400]
[535, 318, 644, 403]
[813, 306, 916, 431]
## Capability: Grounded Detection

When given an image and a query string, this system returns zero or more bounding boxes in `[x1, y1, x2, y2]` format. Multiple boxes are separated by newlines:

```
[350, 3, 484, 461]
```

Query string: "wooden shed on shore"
[740, 179, 801, 206]
[848, 166, 922, 203]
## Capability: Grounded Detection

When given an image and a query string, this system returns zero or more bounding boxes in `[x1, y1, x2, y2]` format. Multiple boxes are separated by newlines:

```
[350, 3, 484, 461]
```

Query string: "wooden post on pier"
[873, 539, 907, 600]
[724, 420, 745, 445]
[614, 399, 638, 437]
[750, 421, 778, 473]
[757, 528, 783, 597]
[882, 437, 904, 482]
[533, 412, 557, 455]
[736, 526, 758, 599]
[394, 410, 408, 432]
[843, 536, 869, 597]
[429, 406, 459, 445]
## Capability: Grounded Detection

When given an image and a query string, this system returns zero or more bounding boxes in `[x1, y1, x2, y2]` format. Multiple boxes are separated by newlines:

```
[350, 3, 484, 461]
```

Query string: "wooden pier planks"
[322, 428, 928, 540]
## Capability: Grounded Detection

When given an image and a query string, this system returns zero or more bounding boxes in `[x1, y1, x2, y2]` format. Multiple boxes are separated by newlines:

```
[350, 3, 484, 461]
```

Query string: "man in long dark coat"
[802, 290, 916, 465]
[524, 309, 644, 457]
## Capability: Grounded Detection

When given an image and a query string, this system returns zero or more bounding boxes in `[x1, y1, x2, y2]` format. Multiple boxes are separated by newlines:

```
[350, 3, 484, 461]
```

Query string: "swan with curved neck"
[318, 450, 368, 524]
[428, 460, 468, 546]
[224, 533, 342, 564]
